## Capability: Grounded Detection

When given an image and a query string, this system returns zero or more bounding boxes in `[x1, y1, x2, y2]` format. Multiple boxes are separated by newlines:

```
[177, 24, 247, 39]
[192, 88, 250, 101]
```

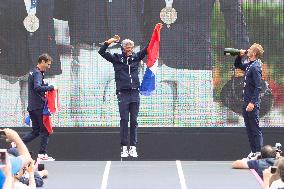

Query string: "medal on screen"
[160, 0, 177, 28]
[23, 0, 39, 32]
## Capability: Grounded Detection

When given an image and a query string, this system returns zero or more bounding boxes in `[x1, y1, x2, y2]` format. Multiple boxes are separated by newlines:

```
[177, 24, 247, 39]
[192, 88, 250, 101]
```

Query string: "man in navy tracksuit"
[22, 54, 55, 160]
[234, 43, 264, 159]
[98, 35, 147, 158]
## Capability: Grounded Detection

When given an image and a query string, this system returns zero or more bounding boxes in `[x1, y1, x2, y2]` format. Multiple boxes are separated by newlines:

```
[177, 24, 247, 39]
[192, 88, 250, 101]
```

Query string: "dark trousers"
[22, 109, 49, 154]
[242, 104, 263, 153]
[117, 89, 140, 146]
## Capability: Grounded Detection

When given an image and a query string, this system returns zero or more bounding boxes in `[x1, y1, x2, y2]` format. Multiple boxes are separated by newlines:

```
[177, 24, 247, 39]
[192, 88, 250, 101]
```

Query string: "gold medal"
[23, 14, 39, 33]
[160, 0, 177, 28]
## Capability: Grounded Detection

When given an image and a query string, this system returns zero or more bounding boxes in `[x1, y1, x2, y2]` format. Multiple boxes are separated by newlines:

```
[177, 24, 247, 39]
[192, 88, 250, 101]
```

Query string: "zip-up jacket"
[27, 67, 54, 111]
[98, 42, 147, 91]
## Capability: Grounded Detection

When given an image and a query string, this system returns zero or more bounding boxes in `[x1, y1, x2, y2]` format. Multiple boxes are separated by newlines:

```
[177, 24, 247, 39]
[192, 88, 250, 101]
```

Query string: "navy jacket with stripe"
[234, 56, 262, 107]
[27, 67, 54, 111]
[98, 42, 147, 91]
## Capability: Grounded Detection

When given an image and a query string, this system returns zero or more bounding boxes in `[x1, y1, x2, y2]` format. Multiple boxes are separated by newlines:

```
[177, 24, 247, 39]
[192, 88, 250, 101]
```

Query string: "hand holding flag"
[140, 23, 163, 96]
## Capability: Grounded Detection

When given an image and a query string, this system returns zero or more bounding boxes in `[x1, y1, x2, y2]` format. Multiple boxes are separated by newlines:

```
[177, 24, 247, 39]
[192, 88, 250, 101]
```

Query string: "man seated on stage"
[232, 145, 281, 179]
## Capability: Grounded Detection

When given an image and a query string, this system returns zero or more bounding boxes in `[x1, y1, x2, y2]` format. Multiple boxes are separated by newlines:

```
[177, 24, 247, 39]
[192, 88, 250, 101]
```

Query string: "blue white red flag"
[140, 23, 162, 96]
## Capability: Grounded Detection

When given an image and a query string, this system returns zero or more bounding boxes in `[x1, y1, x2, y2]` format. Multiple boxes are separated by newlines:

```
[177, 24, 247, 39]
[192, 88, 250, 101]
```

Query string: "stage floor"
[42, 161, 261, 189]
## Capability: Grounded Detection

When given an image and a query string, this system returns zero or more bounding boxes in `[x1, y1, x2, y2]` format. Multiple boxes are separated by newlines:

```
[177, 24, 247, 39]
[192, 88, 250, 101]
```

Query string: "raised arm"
[234, 50, 248, 71]
[98, 35, 120, 63]
[137, 46, 148, 60]
[3, 128, 31, 168]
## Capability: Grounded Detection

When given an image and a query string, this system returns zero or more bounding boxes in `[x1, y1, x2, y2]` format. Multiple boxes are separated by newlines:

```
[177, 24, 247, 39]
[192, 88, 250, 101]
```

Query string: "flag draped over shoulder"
[140, 23, 162, 96]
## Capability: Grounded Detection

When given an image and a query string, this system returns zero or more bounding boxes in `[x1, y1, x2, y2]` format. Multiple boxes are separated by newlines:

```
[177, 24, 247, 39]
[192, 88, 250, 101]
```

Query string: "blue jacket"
[98, 42, 147, 91]
[27, 67, 54, 111]
[234, 56, 262, 106]
[247, 158, 275, 179]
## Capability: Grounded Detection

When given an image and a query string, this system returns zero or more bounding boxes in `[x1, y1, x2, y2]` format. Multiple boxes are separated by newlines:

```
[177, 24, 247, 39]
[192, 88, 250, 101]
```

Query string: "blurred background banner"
[0, 0, 283, 127]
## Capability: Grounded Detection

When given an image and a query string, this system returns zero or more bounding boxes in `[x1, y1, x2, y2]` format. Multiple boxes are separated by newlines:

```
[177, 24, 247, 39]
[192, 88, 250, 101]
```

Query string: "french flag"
[25, 89, 60, 135]
[42, 101, 52, 134]
[44, 89, 60, 134]
[140, 23, 162, 96]
[46, 89, 60, 114]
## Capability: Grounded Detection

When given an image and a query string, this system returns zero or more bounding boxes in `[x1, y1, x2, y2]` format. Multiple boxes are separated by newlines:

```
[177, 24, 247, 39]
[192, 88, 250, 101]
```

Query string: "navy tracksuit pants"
[22, 109, 49, 154]
[117, 89, 140, 146]
[242, 103, 263, 153]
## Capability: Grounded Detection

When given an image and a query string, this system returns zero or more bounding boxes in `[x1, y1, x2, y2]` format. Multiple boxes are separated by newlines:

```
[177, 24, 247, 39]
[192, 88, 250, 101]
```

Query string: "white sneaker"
[247, 152, 255, 159]
[247, 152, 261, 159]
[129, 146, 138, 158]
[38, 154, 55, 161]
[121, 146, 129, 158]
[255, 152, 261, 158]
